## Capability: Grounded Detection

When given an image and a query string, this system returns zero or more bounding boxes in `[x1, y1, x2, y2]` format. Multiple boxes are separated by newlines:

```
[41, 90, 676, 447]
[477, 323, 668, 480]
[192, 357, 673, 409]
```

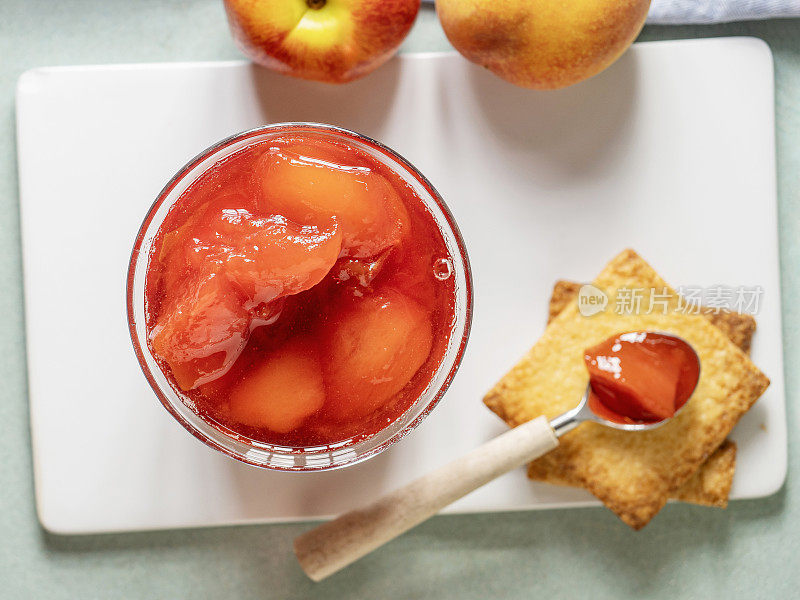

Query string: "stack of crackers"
[484, 250, 769, 529]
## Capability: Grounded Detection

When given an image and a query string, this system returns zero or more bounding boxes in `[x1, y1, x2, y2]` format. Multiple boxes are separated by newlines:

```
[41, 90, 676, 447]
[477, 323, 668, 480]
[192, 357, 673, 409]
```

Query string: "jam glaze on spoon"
[295, 331, 701, 581]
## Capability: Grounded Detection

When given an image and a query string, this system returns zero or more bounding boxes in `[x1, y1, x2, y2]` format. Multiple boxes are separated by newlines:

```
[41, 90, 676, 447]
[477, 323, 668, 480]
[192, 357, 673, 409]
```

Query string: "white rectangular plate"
[17, 37, 786, 535]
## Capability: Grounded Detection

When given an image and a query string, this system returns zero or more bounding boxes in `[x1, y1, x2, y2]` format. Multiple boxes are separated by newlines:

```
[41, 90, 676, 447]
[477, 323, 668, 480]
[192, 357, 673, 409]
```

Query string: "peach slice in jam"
[257, 145, 409, 258]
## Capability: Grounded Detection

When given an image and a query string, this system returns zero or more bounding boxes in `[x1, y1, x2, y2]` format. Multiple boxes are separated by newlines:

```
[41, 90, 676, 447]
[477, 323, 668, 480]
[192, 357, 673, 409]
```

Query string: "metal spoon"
[295, 334, 700, 581]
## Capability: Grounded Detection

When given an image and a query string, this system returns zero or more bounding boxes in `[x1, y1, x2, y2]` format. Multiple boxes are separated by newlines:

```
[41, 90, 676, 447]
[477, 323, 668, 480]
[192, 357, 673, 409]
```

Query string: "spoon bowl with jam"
[295, 331, 702, 581]
[552, 331, 701, 435]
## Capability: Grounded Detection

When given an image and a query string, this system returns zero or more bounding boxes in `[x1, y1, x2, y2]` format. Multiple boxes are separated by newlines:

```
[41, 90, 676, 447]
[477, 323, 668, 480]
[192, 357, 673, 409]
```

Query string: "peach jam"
[144, 132, 458, 447]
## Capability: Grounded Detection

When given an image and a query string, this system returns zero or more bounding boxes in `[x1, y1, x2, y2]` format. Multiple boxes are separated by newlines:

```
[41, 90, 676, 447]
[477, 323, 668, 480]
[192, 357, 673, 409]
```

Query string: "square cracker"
[548, 280, 754, 508]
[484, 249, 769, 529]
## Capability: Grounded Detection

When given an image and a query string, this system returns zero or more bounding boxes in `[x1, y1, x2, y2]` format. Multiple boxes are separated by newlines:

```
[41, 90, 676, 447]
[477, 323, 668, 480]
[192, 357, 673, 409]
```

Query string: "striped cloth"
[649, 0, 800, 23]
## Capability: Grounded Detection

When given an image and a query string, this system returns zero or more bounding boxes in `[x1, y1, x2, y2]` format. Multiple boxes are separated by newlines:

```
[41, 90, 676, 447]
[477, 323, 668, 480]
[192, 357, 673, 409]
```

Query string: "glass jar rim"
[127, 122, 473, 472]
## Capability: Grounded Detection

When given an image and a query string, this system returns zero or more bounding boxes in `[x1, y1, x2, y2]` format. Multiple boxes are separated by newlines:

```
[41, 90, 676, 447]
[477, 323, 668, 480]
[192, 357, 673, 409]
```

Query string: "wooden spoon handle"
[294, 415, 559, 581]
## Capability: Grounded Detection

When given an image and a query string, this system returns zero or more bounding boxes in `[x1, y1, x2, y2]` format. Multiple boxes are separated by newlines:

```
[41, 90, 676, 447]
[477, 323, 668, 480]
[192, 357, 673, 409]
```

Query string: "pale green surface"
[1, 2, 797, 598]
